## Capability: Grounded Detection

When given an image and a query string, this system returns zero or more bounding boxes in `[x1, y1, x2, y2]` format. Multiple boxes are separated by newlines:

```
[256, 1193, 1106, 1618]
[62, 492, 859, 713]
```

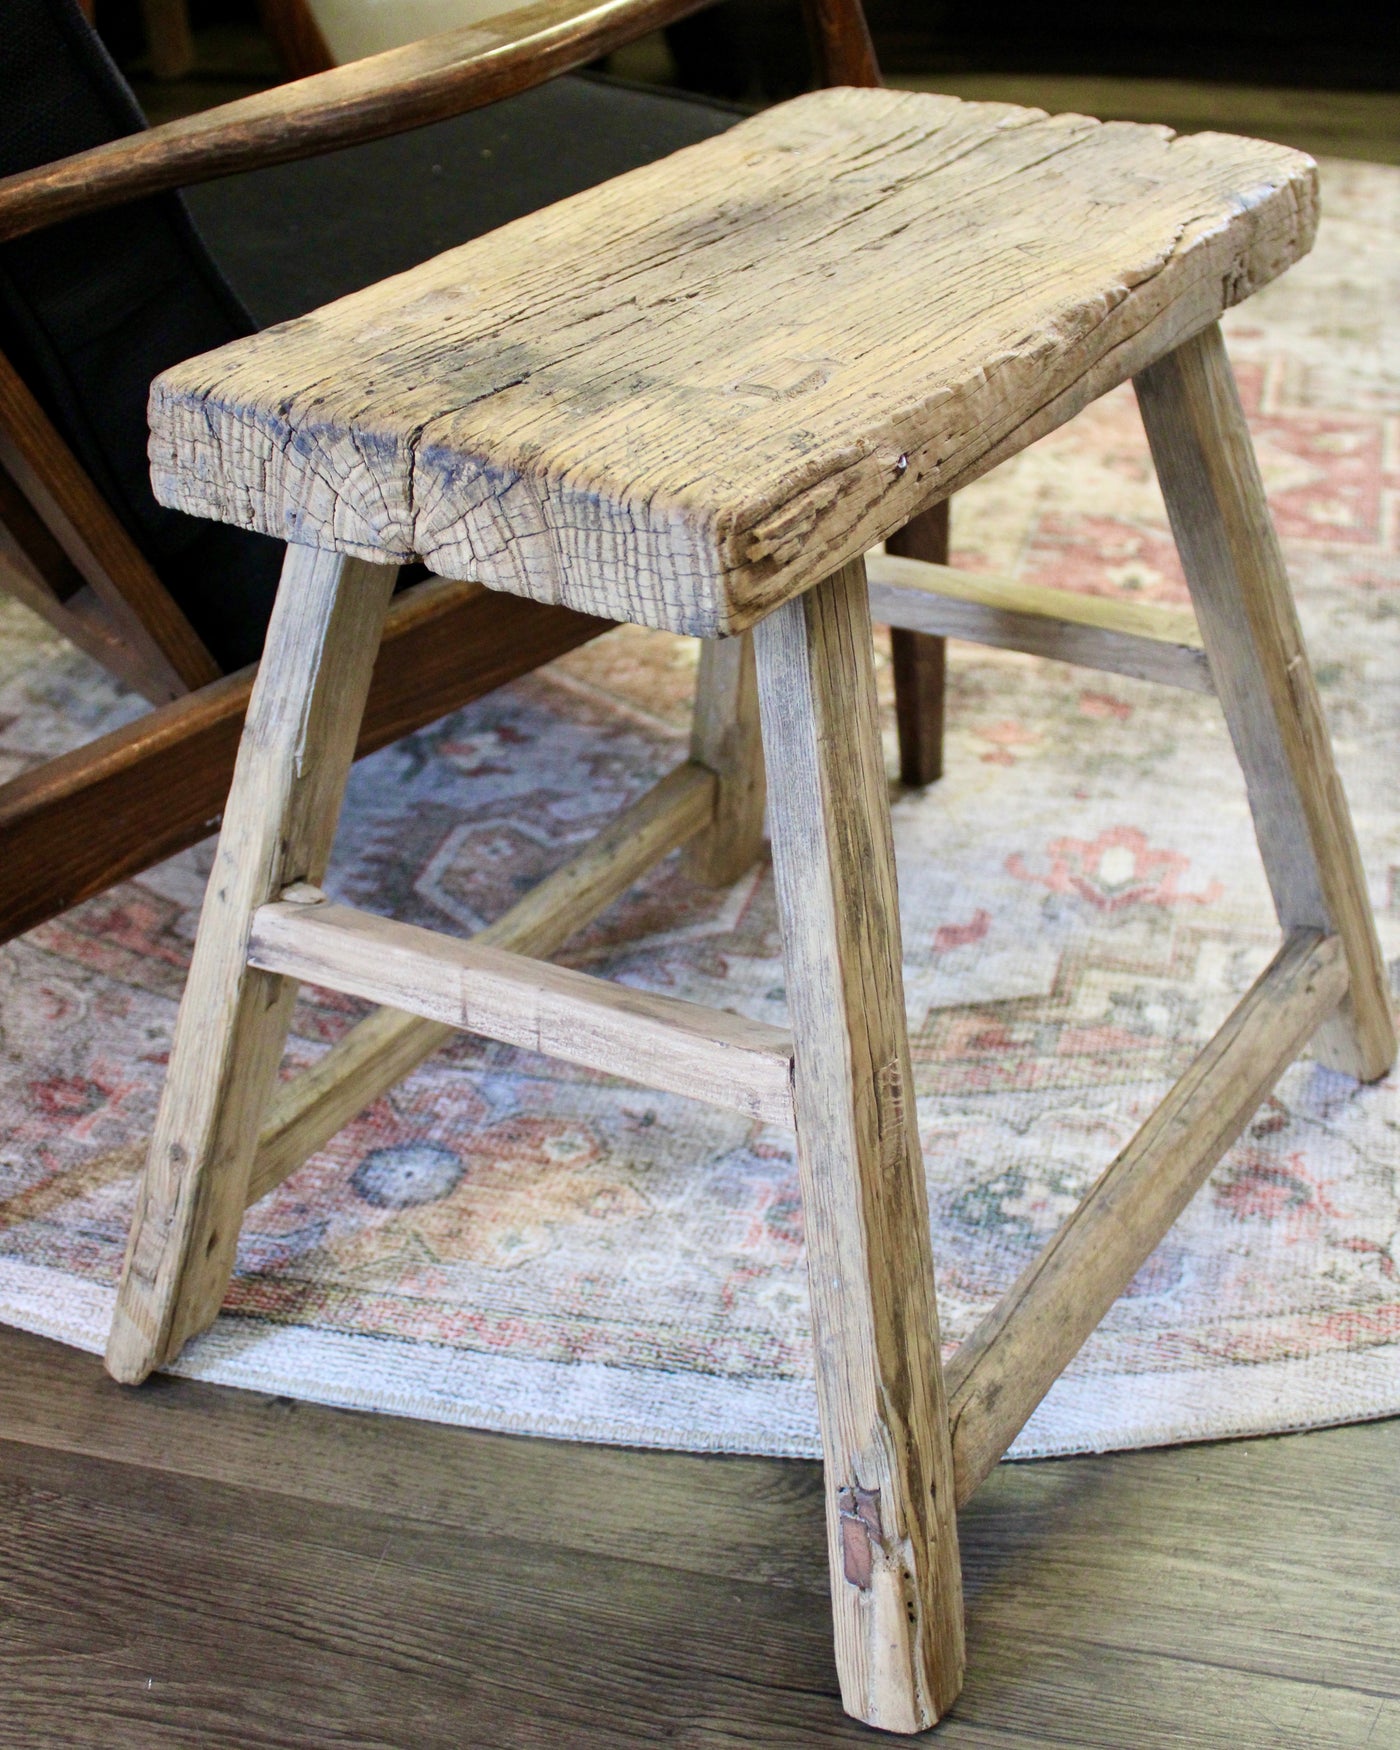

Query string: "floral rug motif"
[0, 160, 1398, 1459]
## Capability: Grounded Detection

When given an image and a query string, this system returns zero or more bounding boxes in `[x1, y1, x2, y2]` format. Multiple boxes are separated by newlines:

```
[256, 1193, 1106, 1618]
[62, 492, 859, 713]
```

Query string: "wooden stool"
[108, 91, 1394, 1733]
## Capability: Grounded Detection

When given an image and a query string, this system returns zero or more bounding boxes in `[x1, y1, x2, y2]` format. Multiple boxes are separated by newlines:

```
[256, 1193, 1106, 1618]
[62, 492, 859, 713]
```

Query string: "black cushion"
[187, 75, 746, 330]
[0, 0, 741, 673]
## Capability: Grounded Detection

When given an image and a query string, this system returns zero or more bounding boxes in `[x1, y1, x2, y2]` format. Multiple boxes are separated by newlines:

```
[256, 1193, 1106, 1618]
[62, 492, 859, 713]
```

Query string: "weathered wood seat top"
[149, 89, 1315, 636]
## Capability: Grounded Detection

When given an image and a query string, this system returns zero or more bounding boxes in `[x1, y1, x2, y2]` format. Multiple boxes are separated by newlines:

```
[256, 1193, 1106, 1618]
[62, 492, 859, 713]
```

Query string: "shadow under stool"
[103, 88, 1395, 1735]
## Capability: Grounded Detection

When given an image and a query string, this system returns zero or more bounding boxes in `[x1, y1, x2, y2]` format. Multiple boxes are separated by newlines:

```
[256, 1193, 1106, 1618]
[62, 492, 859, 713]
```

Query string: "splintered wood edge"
[753, 561, 964, 1727]
[143, 108, 1317, 637]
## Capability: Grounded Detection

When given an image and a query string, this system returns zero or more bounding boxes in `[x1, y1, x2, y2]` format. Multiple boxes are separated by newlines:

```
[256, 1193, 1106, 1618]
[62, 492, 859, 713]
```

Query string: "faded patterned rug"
[1, 159, 1398, 1461]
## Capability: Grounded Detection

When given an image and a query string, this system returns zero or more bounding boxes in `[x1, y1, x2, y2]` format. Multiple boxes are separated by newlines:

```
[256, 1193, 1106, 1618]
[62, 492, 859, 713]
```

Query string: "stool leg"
[106, 546, 398, 1384]
[887, 501, 949, 788]
[1136, 324, 1395, 1083]
[683, 630, 766, 886]
[753, 557, 964, 1733]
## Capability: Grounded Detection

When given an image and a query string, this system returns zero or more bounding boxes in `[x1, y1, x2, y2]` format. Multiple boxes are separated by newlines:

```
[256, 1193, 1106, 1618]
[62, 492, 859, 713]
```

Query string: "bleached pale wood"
[106, 547, 398, 1386]
[866, 552, 1213, 693]
[1136, 324, 1396, 1082]
[148, 91, 1316, 636]
[753, 556, 963, 1732]
[683, 632, 766, 886]
[247, 900, 796, 1128]
[945, 928, 1348, 1506]
[245, 759, 718, 1203]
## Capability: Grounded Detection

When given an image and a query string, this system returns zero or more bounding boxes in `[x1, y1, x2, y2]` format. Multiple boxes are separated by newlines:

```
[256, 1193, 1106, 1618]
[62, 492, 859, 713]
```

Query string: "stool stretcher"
[245, 758, 720, 1205]
[868, 552, 1213, 694]
[248, 897, 796, 1129]
[945, 928, 1349, 1505]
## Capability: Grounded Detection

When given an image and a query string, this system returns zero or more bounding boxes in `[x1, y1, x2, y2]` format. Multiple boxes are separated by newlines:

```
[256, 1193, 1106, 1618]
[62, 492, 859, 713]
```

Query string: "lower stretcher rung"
[249, 896, 795, 1129]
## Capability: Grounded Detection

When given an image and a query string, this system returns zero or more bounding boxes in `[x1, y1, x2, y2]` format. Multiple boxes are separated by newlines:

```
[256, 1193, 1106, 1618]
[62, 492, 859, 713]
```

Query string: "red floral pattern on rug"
[1007, 826, 1225, 912]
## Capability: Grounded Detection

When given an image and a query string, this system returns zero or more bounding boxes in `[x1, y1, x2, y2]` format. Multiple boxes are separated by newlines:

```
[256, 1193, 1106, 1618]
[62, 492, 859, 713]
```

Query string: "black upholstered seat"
[0, 0, 740, 669]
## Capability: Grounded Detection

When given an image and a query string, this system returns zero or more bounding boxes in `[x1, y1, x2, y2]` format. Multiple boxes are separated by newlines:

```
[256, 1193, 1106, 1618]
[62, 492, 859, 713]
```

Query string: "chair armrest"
[0, 0, 713, 242]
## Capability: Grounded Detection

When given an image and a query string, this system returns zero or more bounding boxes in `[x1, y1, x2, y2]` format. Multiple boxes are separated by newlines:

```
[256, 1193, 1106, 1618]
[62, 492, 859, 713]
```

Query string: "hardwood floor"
[0, 1320, 1395, 1745]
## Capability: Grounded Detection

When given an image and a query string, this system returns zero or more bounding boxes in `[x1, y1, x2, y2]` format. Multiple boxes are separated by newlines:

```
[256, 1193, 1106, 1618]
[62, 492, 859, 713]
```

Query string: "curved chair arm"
[0, 0, 719, 241]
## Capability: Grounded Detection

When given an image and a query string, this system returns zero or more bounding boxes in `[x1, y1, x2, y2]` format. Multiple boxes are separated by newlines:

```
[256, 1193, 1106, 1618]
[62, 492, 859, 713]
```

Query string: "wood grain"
[0, 0, 721, 243]
[146, 94, 1317, 637]
[246, 758, 716, 1203]
[945, 928, 1349, 1503]
[106, 548, 398, 1385]
[0, 461, 86, 606]
[884, 502, 948, 785]
[755, 557, 963, 1731]
[866, 551, 1213, 692]
[0, 349, 216, 701]
[683, 632, 766, 886]
[797, 0, 953, 793]
[0, 574, 605, 947]
[1135, 324, 1396, 1082]
[0, 1320, 1397, 1748]
[0, 1324, 831, 1595]
[248, 897, 795, 1128]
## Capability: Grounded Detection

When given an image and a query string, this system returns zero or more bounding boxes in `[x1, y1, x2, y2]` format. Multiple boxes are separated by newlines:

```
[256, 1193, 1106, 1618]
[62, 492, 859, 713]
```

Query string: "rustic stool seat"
[148, 89, 1315, 636]
[115, 88, 1393, 1739]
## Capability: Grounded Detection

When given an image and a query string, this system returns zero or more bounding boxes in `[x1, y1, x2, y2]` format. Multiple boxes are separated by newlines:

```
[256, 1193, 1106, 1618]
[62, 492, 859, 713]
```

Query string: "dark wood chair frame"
[0, 0, 949, 950]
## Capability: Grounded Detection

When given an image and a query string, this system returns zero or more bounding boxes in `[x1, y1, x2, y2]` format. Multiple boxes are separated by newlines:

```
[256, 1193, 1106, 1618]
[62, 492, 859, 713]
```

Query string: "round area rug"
[1, 159, 1398, 1461]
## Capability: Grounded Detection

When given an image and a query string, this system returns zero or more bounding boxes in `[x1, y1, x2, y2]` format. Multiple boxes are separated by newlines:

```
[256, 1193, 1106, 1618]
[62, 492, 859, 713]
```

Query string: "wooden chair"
[99, 80, 1394, 1731]
[0, 0, 948, 950]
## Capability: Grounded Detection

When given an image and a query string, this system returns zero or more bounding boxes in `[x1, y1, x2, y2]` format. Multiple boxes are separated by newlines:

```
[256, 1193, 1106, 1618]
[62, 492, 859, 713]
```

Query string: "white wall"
[307, 0, 514, 63]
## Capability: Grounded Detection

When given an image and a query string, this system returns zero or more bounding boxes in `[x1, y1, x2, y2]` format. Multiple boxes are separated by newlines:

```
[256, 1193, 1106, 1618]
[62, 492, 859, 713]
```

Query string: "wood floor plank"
[0, 1326, 830, 1592]
[0, 1326, 1395, 1745]
[953, 1430, 1400, 1698]
[0, 1437, 860, 1748]
[1, 1424, 1394, 1750]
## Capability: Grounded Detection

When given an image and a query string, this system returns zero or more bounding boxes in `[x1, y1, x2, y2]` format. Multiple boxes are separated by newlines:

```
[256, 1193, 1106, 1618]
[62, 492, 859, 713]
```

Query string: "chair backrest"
[0, 0, 287, 673]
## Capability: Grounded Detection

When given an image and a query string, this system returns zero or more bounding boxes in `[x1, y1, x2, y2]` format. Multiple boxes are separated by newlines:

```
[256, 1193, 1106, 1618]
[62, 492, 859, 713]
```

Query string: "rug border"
[1, 1254, 1396, 1462]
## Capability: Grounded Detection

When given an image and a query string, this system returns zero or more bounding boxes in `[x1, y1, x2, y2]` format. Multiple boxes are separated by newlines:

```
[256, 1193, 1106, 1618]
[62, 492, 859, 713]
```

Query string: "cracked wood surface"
[149, 89, 1316, 636]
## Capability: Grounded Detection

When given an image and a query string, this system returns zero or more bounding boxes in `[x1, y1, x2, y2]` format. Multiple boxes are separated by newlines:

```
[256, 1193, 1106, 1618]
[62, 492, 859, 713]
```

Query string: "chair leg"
[105, 546, 399, 1384]
[887, 500, 949, 787]
[753, 556, 964, 1734]
[1136, 324, 1396, 1083]
[683, 629, 766, 886]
